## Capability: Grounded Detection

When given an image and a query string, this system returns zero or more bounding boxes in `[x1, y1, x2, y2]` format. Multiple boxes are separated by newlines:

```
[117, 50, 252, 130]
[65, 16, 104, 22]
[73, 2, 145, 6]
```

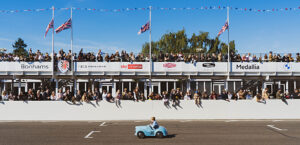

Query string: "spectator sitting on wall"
[102, 90, 107, 101]
[172, 88, 181, 106]
[221, 90, 229, 101]
[148, 92, 155, 100]
[8, 93, 14, 101]
[245, 91, 252, 100]
[291, 89, 299, 99]
[210, 91, 217, 100]
[44, 89, 51, 100]
[36, 90, 43, 101]
[193, 91, 200, 105]
[276, 90, 284, 99]
[184, 90, 191, 100]
[81, 92, 88, 102]
[94, 88, 101, 101]
[63, 89, 72, 101]
[140, 93, 145, 101]
[50, 91, 57, 101]
[115, 89, 121, 107]
[237, 89, 245, 100]
[154, 93, 161, 100]
[127, 92, 135, 100]
[262, 88, 269, 100]
[227, 91, 233, 100]
[75, 90, 81, 102]
[285, 92, 290, 99]
[253, 93, 262, 102]
[202, 91, 209, 100]
[87, 88, 93, 101]
[162, 91, 169, 107]
[56, 89, 63, 101]
[122, 88, 128, 100]
[2, 91, 8, 101]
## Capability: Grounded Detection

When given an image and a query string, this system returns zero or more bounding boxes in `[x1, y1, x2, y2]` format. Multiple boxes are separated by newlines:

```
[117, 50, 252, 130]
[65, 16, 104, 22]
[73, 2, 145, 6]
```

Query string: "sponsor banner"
[58, 60, 69, 73]
[154, 62, 227, 72]
[232, 62, 300, 72]
[163, 63, 177, 68]
[76, 62, 148, 72]
[121, 64, 143, 69]
[0, 62, 52, 72]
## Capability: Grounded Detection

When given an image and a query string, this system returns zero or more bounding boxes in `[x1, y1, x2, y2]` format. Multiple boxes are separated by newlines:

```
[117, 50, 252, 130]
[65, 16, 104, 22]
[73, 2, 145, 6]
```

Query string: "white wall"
[0, 100, 299, 121]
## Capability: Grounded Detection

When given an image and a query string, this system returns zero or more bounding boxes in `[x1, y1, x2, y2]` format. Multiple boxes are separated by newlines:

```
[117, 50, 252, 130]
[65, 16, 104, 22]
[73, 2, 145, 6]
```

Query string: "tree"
[208, 37, 220, 53]
[157, 29, 188, 53]
[12, 38, 28, 56]
[141, 29, 237, 54]
[141, 41, 159, 54]
[220, 40, 236, 54]
[189, 32, 209, 53]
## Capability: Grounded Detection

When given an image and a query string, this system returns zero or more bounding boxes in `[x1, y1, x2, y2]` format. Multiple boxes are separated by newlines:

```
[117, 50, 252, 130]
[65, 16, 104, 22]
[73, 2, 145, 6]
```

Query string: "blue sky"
[0, 0, 300, 54]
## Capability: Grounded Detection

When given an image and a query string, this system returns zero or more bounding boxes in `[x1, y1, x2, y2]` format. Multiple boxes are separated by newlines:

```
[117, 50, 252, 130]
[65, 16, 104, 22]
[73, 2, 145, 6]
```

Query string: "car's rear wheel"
[137, 131, 145, 139]
[156, 131, 163, 138]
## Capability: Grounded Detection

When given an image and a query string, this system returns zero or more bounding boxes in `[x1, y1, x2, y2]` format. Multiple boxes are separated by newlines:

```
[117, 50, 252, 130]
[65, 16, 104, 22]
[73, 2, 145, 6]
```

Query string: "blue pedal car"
[135, 125, 168, 139]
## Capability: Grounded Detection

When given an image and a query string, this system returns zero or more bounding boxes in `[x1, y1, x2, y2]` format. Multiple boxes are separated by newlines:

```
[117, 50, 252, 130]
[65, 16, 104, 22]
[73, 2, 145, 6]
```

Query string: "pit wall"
[0, 100, 299, 121]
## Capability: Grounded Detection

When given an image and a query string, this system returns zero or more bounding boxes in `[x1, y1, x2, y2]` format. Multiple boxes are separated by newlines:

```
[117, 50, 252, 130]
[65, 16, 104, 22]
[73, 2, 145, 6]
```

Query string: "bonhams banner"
[0, 62, 52, 72]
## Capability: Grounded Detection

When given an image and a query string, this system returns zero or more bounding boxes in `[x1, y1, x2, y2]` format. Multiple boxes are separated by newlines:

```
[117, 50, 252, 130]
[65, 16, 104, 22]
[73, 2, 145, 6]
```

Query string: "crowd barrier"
[0, 100, 299, 120]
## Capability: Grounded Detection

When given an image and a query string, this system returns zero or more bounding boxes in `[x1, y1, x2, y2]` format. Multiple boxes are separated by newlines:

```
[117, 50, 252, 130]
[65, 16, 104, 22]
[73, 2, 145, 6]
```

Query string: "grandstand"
[1, 50, 300, 100]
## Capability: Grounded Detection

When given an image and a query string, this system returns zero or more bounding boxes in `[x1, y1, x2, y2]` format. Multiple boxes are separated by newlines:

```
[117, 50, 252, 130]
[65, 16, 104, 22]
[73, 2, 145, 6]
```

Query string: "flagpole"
[149, 6, 152, 94]
[52, 6, 55, 79]
[227, 6, 230, 80]
[70, 7, 73, 72]
[70, 7, 76, 94]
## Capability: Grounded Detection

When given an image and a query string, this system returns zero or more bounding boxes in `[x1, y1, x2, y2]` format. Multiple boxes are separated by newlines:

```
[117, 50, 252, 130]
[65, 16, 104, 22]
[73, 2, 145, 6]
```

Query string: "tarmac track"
[0, 120, 299, 145]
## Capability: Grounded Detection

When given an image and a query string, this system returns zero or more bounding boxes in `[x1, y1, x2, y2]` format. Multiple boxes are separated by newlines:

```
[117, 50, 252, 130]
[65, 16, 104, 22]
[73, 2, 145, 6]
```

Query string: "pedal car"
[135, 125, 168, 139]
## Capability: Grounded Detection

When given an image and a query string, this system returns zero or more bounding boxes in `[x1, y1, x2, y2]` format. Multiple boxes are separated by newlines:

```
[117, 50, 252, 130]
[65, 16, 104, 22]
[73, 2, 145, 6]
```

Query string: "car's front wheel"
[156, 131, 163, 138]
[137, 131, 145, 139]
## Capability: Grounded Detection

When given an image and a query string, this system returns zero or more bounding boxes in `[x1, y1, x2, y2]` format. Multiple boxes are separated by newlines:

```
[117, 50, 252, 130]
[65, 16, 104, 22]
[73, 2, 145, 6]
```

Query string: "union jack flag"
[45, 19, 54, 38]
[217, 20, 229, 37]
[137, 21, 150, 35]
[55, 18, 72, 33]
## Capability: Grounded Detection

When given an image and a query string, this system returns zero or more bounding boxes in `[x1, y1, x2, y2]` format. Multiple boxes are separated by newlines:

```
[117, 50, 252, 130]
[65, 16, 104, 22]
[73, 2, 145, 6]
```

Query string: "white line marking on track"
[267, 125, 287, 131]
[180, 120, 192, 122]
[225, 120, 239, 122]
[84, 131, 101, 139]
[272, 120, 283, 122]
[134, 121, 143, 122]
[99, 122, 107, 126]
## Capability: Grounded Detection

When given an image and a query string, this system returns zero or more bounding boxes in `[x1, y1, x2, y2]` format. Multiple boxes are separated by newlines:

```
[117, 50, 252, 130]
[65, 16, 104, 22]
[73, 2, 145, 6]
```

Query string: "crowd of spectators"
[1, 87, 300, 106]
[1, 48, 300, 63]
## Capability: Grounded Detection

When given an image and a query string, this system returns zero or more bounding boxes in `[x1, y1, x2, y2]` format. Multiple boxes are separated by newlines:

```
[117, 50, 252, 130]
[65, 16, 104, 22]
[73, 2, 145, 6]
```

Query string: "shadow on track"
[141, 134, 177, 139]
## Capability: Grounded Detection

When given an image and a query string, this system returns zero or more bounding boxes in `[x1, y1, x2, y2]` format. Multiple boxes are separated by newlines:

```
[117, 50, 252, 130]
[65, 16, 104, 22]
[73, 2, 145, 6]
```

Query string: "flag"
[45, 19, 54, 37]
[55, 18, 72, 33]
[137, 21, 150, 35]
[217, 20, 229, 37]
